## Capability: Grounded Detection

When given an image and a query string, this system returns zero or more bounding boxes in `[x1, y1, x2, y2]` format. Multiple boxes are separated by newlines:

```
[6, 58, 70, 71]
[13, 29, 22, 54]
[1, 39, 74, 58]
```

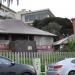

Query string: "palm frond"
[2, 0, 19, 7]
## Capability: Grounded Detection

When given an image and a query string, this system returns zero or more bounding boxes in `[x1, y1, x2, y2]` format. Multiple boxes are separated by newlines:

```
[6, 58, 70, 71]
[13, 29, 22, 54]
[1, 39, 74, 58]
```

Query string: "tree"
[62, 39, 75, 52]
[2, 0, 19, 7]
[33, 17, 73, 36]
[41, 22, 61, 35]
[33, 20, 42, 29]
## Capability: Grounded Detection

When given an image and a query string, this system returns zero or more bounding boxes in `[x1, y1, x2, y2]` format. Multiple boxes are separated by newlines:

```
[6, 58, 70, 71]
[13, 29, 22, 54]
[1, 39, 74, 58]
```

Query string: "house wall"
[16, 9, 54, 24]
[21, 13, 50, 24]
[0, 34, 54, 52]
[34, 36, 54, 51]
[16, 9, 28, 21]
[10, 40, 36, 52]
[34, 36, 53, 45]
[0, 34, 34, 51]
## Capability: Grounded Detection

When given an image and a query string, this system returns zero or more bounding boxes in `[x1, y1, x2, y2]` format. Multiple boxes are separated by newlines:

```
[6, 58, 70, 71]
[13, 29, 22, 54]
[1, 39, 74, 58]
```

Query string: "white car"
[46, 58, 75, 75]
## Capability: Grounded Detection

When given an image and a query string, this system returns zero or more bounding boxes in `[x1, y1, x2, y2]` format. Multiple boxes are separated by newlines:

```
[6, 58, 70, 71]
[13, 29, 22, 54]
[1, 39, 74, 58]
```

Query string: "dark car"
[0, 56, 36, 75]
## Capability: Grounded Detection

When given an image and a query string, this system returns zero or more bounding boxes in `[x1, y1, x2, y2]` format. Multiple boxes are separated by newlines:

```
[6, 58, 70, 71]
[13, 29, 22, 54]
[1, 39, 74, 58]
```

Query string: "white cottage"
[0, 19, 56, 52]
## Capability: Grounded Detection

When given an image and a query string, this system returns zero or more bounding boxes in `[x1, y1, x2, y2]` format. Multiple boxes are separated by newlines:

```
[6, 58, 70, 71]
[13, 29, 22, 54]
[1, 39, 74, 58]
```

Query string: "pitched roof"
[0, 19, 56, 36]
[53, 34, 75, 45]
[53, 37, 68, 45]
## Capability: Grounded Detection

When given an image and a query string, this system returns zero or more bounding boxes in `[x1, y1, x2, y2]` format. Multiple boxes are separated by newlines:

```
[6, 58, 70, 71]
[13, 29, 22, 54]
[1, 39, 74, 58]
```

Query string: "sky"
[4, 0, 75, 19]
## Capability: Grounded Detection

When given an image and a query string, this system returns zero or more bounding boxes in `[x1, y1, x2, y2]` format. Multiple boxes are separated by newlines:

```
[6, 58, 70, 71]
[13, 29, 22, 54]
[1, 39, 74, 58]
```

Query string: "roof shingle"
[0, 19, 56, 36]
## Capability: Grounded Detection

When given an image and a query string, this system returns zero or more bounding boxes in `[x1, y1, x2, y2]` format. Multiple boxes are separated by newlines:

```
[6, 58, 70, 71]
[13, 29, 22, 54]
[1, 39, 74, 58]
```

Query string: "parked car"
[0, 56, 36, 75]
[46, 58, 75, 75]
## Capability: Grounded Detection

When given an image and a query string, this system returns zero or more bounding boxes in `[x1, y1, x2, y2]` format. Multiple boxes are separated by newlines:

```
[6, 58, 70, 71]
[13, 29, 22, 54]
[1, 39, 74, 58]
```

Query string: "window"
[71, 59, 75, 64]
[0, 57, 11, 64]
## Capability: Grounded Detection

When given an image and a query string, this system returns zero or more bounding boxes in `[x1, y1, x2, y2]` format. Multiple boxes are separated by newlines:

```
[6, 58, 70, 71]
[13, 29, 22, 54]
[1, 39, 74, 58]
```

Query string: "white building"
[0, 3, 16, 18]
[16, 9, 55, 25]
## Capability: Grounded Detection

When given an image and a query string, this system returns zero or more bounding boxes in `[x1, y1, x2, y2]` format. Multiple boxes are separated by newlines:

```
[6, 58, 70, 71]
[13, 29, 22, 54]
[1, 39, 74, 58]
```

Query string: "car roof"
[56, 58, 75, 64]
[0, 56, 12, 61]
[64, 58, 75, 60]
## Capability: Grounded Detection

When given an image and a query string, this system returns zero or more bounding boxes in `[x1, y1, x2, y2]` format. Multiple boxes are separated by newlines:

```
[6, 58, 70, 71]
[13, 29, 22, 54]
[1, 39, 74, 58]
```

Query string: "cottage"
[0, 19, 56, 52]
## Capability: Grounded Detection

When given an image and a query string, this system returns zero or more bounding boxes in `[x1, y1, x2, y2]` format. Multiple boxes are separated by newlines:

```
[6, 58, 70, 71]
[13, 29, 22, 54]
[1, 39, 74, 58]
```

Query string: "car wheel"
[22, 72, 31, 75]
[68, 71, 75, 75]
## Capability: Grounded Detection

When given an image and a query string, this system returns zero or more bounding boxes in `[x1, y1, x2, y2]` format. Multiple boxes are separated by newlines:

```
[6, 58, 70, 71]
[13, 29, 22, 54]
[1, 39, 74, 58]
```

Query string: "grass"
[40, 72, 45, 75]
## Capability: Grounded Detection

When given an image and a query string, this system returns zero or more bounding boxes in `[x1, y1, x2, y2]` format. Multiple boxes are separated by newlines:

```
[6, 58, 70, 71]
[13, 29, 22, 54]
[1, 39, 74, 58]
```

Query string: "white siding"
[34, 36, 53, 45]
[15, 13, 21, 20]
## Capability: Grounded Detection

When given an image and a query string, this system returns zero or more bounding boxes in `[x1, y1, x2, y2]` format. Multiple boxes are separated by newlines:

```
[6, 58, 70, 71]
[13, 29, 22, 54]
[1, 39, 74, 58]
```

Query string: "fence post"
[45, 61, 47, 75]
[33, 58, 41, 75]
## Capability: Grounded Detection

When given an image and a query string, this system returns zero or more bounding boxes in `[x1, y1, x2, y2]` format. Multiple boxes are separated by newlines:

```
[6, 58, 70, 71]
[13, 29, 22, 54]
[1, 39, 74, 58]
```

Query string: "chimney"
[71, 18, 75, 34]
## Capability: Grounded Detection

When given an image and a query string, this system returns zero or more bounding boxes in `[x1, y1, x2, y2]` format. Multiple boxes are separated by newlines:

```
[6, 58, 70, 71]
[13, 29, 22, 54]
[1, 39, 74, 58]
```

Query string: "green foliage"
[33, 20, 42, 29]
[33, 17, 73, 35]
[41, 22, 61, 35]
[41, 64, 45, 72]
[40, 73, 45, 75]
[2, 0, 19, 7]
[62, 39, 75, 52]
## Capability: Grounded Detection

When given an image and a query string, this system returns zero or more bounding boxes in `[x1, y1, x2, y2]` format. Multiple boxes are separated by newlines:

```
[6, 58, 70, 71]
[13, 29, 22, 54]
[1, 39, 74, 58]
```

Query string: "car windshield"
[0, 56, 12, 64]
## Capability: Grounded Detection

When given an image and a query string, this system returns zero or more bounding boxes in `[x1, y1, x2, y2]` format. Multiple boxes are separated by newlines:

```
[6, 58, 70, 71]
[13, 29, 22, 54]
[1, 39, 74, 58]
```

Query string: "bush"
[41, 64, 45, 72]
[62, 39, 75, 52]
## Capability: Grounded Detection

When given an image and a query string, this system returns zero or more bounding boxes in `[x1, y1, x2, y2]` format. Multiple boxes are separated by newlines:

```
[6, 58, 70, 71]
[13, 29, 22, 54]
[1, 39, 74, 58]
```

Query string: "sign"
[28, 46, 32, 50]
[33, 58, 41, 75]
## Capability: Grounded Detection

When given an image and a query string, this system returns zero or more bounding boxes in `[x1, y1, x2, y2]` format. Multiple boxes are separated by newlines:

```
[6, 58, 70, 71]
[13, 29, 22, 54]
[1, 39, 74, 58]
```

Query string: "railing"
[0, 51, 75, 65]
[0, 51, 75, 75]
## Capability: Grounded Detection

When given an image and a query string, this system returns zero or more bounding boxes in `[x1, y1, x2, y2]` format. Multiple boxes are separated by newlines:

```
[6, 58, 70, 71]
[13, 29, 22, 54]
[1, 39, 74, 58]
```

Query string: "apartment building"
[16, 9, 55, 25]
[0, 3, 16, 18]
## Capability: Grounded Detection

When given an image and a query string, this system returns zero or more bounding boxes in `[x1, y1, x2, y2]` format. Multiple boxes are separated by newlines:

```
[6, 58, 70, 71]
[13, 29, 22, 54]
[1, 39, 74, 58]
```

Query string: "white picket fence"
[0, 51, 75, 75]
[0, 51, 75, 64]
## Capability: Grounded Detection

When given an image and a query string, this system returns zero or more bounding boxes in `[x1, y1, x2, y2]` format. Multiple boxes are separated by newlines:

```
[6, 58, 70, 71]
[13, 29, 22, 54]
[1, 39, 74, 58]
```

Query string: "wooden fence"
[0, 51, 75, 65]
